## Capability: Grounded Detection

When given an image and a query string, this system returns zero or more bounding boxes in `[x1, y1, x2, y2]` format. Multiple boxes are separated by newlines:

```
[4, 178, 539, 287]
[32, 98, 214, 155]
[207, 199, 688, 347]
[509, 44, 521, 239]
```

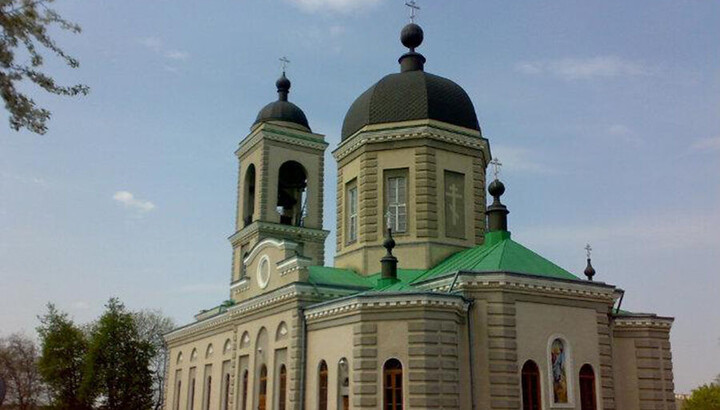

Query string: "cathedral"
[164, 20, 676, 410]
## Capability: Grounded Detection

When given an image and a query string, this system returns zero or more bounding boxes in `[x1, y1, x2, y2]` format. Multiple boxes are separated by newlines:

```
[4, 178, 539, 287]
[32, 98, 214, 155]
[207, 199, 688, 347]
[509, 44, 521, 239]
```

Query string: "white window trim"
[256, 255, 271, 289]
[347, 185, 358, 243]
[386, 176, 407, 233]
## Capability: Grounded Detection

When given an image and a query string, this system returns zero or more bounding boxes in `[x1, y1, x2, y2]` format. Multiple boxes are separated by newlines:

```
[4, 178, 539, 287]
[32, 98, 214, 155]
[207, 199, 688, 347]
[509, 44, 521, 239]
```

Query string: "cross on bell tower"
[405, 1, 420, 23]
[279, 56, 290, 74]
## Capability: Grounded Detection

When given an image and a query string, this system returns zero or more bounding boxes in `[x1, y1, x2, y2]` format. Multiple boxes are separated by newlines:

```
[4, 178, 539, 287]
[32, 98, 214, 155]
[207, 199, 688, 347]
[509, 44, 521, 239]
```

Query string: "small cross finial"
[279, 56, 290, 74]
[405, 1, 420, 23]
[490, 157, 503, 180]
[585, 243, 592, 259]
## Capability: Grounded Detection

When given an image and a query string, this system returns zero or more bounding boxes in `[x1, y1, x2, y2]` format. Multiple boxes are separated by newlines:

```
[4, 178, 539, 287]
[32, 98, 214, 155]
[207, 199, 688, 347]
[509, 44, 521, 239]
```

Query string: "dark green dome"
[253, 73, 311, 132]
[340, 23, 481, 141]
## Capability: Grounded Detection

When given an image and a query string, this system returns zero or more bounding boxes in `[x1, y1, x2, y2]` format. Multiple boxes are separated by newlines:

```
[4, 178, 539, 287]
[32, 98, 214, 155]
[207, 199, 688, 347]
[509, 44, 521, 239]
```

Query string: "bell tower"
[228, 72, 329, 299]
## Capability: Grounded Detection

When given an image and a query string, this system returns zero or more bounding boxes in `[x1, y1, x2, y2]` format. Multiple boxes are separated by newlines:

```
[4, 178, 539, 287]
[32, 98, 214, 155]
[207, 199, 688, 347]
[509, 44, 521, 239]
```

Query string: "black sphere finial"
[584, 258, 596, 281]
[276, 72, 291, 101]
[401, 23, 424, 51]
[488, 179, 506, 200]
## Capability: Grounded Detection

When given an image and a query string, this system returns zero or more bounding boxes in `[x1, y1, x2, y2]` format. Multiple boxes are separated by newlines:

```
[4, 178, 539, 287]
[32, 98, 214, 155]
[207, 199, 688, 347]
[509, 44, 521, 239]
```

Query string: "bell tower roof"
[253, 72, 311, 132]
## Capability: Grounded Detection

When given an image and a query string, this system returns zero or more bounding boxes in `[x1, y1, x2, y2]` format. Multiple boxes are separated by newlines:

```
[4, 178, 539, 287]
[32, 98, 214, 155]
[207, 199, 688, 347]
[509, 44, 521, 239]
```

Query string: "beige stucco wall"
[516, 301, 602, 410]
[166, 306, 295, 410]
[334, 121, 488, 275]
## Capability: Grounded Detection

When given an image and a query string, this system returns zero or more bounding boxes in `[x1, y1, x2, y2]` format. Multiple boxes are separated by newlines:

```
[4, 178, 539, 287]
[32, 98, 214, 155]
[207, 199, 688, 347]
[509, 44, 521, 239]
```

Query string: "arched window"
[383, 359, 403, 410]
[521, 360, 542, 410]
[177, 352, 183, 365]
[277, 161, 307, 226]
[203, 376, 212, 410]
[337, 358, 350, 410]
[190, 348, 198, 362]
[205, 344, 214, 359]
[579, 364, 597, 410]
[222, 373, 230, 410]
[188, 375, 196, 410]
[258, 365, 268, 410]
[175, 380, 181, 410]
[243, 164, 256, 227]
[278, 365, 287, 410]
[223, 339, 232, 355]
[241, 370, 248, 410]
[318, 360, 328, 410]
[550, 338, 569, 403]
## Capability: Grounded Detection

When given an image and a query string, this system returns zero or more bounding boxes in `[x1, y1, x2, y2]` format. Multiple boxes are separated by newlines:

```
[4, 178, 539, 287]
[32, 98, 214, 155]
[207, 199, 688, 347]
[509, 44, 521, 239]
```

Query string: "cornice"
[165, 283, 354, 344]
[613, 314, 674, 329]
[228, 222, 330, 247]
[415, 271, 619, 302]
[333, 120, 490, 163]
[236, 124, 328, 158]
[304, 292, 469, 322]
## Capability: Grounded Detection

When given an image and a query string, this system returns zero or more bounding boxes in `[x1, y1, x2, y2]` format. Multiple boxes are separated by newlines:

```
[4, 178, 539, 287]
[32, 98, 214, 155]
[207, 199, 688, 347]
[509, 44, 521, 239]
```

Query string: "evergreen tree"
[37, 303, 91, 410]
[82, 298, 154, 410]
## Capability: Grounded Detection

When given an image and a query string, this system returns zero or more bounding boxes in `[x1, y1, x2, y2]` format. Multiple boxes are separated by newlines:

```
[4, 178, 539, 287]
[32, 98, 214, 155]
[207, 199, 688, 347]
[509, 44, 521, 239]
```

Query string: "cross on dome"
[279, 56, 290, 74]
[405, 1, 420, 23]
[490, 157, 503, 180]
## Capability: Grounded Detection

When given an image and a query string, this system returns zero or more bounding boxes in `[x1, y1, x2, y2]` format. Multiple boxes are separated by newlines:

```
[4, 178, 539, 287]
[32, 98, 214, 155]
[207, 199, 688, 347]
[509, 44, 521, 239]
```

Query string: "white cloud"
[607, 124, 644, 146]
[516, 56, 650, 80]
[113, 191, 156, 212]
[492, 145, 556, 175]
[139, 37, 163, 52]
[165, 50, 190, 61]
[286, 0, 383, 13]
[139, 37, 190, 64]
[690, 136, 720, 152]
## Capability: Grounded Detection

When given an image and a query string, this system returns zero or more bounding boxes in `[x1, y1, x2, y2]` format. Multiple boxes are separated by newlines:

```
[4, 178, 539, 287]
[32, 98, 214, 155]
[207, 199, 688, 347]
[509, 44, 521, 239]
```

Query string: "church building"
[164, 20, 676, 410]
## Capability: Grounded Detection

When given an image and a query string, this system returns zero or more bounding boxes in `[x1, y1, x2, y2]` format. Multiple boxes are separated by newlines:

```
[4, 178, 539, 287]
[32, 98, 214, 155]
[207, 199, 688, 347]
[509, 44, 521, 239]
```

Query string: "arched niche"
[275, 321, 289, 342]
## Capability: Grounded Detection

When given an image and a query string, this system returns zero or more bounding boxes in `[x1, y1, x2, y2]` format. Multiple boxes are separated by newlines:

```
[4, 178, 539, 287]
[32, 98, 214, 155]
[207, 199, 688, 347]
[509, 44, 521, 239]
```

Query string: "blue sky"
[1, 0, 718, 393]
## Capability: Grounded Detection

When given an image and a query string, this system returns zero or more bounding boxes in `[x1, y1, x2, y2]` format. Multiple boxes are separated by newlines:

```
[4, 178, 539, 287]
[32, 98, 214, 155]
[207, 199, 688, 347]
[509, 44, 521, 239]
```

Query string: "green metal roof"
[413, 231, 580, 284]
[307, 266, 373, 289]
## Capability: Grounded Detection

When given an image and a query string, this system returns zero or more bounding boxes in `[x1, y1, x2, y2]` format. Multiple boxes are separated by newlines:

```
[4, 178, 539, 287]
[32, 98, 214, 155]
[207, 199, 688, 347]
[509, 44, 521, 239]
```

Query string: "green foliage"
[37, 303, 91, 410]
[81, 298, 155, 410]
[0, 0, 89, 134]
[683, 382, 720, 410]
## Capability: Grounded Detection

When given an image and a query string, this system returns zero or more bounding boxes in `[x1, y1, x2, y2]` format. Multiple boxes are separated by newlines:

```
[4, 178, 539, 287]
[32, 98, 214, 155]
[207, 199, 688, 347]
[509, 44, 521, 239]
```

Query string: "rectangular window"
[347, 181, 358, 243]
[386, 172, 408, 233]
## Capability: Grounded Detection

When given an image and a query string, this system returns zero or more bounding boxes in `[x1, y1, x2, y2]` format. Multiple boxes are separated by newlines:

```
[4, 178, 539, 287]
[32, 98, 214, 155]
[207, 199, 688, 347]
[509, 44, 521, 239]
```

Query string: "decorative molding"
[333, 121, 489, 163]
[229, 221, 329, 247]
[304, 292, 469, 322]
[416, 271, 619, 302]
[236, 124, 328, 158]
[166, 283, 355, 343]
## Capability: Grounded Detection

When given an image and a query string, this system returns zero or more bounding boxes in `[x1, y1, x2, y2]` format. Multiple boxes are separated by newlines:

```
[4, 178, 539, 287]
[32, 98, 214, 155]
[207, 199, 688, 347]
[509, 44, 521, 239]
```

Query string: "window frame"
[383, 358, 403, 410]
[521, 360, 542, 410]
[384, 169, 409, 234]
[346, 180, 358, 244]
[318, 360, 329, 410]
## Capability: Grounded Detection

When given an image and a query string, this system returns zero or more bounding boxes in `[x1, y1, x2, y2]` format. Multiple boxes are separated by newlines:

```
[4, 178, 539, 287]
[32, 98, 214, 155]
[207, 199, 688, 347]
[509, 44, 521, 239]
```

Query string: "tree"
[37, 303, 91, 410]
[0, 0, 89, 134]
[133, 309, 175, 410]
[82, 298, 154, 410]
[0, 333, 45, 410]
[683, 383, 720, 410]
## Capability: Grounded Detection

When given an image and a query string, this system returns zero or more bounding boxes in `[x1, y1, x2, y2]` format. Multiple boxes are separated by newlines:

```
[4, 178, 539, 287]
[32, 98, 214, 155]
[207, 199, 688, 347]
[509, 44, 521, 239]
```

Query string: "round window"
[257, 256, 270, 289]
